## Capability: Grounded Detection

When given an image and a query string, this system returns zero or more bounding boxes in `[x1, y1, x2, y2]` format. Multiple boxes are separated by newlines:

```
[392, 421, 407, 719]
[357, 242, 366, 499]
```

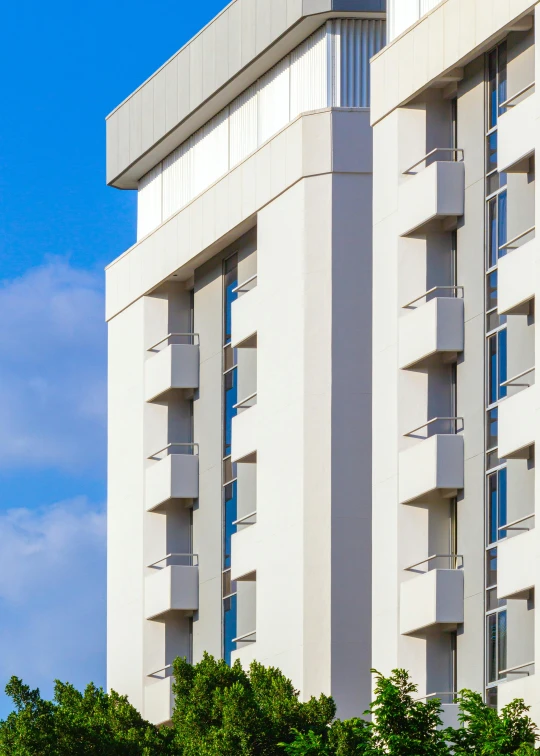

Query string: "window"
[222, 253, 239, 664]
[487, 467, 507, 545]
[485, 40, 509, 704]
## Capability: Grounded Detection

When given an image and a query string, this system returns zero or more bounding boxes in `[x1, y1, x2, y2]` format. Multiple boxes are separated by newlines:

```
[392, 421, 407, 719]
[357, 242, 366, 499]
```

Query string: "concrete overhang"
[370, 0, 534, 126]
[106, 0, 385, 189]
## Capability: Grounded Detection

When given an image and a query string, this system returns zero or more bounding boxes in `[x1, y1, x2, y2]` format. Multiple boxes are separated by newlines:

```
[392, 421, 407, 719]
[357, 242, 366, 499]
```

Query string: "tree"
[170, 653, 335, 756]
[445, 689, 538, 756]
[0, 676, 171, 756]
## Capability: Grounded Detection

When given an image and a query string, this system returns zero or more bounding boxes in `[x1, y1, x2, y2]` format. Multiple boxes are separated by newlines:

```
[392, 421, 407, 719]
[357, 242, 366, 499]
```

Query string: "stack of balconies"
[230, 275, 258, 665]
[496, 80, 537, 715]
[144, 332, 200, 725]
[397, 149, 466, 681]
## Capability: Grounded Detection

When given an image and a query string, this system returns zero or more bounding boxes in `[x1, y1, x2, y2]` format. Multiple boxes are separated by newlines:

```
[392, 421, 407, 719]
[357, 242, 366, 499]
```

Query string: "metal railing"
[403, 285, 464, 309]
[499, 82, 535, 109]
[147, 442, 199, 460]
[232, 274, 258, 295]
[404, 147, 464, 175]
[415, 692, 459, 703]
[232, 630, 257, 645]
[148, 333, 199, 352]
[404, 416, 463, 438]
[405, 554, 464, 572]
[148, 553, 199, 569]
[148, 664, 174, 679]
[500, 661, 535, 676]
[498, 513, 535, 534]
[233, 392, 257, 411]
[501, 367, 535, 389]
[499, 226, 535, 252]
[232, 511, 257, 527]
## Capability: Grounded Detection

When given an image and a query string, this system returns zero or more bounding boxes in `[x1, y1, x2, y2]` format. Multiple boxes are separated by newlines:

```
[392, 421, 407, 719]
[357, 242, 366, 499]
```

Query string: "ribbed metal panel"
[420, 0, 442, 15]
[138, 20, 387, 237]
[290, 26, 327, 120]
[328, 19, 386, 108]
[162, 141, 191, 221]
[257, 57, 290, 145]
[229, 85, 258, 168]
[191, 107, 229, 199]
[137, 164, 162, 240]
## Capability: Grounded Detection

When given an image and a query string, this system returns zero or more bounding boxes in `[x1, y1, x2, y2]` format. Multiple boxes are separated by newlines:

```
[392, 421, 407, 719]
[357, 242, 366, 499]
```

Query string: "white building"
[106, 0, 385, 725]
[374, 0, 538, 725]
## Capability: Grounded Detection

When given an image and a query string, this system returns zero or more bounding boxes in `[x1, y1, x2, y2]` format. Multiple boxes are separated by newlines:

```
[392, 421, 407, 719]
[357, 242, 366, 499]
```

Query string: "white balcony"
[399, 429, 464, 505]
[399, 155, 465, 237]
[399, 294, 464, 370]
[145, 445, 199, 511]
[400, 566, 464, 636]
[498, 234, 536, 316]
[498, 526, 536, 599]
[498, 383, 536, 460]
[498, 85, 535, 173]
[231, 401, 257, 464]
[231, 636, 258, 668]
[231, 522, 258, 581]
[145, 559, 199, 620]
[144, 675, 174, 725]
[145, 336, 199, 402]
[231, 277, 258, 349]
[498, 671, 537, 720]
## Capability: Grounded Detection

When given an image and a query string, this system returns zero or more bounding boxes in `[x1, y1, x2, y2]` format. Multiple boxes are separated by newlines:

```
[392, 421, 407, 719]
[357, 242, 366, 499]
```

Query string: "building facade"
[106, 0, 385, 725]
[374, 0, 538, 724]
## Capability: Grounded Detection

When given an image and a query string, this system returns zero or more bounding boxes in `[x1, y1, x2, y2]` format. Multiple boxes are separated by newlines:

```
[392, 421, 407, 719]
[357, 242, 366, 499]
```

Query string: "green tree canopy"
[0, 658, 539, 755]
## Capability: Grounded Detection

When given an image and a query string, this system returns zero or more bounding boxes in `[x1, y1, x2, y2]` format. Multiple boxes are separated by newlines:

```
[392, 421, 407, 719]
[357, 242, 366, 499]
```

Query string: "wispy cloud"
[0, 497, 106, 717]
[0, 257, 106, 472]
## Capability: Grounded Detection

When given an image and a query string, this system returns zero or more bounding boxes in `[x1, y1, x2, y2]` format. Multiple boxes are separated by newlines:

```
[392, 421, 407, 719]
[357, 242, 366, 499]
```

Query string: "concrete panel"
[231, 524, 258, 581]
[498, 237, 537, 315]
[498, 385, 536, 459]
[399, 161, 465, 237]
[145, 565, 199, 619]
[145, 454, 199, 511]
[399, 434, 464, 505]
[144, 345, 199, 401]
[231, 406, 257, 463]
[498, 530, 536, 599]
[400, 569, 464, 635]
[498, 93, 536, 173]
[399, 298, 464, 369]
[144, 677, 173, 726]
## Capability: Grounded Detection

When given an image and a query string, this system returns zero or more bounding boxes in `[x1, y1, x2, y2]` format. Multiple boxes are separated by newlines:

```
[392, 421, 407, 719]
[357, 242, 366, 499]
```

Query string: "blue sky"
[0, 0, 228, 716]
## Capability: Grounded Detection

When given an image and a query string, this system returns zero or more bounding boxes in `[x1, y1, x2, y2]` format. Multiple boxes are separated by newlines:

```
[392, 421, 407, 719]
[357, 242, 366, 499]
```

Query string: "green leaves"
[1, 661, 538, 756]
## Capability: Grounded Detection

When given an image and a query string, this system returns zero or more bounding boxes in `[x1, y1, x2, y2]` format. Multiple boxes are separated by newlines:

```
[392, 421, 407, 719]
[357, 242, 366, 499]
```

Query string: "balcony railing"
[233, 511, 257, 528]
[232, 274, 257, 296]
[148, 333, 200, 352]
[499, 513, 535, 537]
[404, 416, 463, 439]
[500, 661, 535, 677]
[405, 554, 463, 573]
[148, 664, 174, 680]
[148, 553, 199, 569]
[148, 442, 199, 460]
[233, 630, 257, 645]
[499, 82, 535, 109]
[499, 226, 535, 254]
[501, 367, 535, 390]
[403, 148, 464, 175]
[233, 393, 258, 412]
[402, 285, 464, 309]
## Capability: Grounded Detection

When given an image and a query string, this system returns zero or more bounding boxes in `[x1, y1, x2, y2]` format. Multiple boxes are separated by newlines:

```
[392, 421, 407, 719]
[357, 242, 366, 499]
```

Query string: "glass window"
[498, 190, 507, 257]
[223, 481, 237, 569]
[224, 368, 237, 456]
[498, 43, 507, 118]
[486, 408, 498, 452]
[498, 610, 507, 676]
[498, 328, 507, 398]
[223, 594, 238, 666]
[486, 271, 498, 312]
[224, 255, 238, 344]
[487, 468, 507, 544]
[488, 49, 497, 129]
[486, 548, 498, 589]
[487, 613, 497, 682]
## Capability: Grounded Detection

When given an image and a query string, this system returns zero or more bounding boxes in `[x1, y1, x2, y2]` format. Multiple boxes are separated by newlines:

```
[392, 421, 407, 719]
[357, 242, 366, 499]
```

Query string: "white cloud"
[0, 258, 106, 472]
[0, 498, 106, 716]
